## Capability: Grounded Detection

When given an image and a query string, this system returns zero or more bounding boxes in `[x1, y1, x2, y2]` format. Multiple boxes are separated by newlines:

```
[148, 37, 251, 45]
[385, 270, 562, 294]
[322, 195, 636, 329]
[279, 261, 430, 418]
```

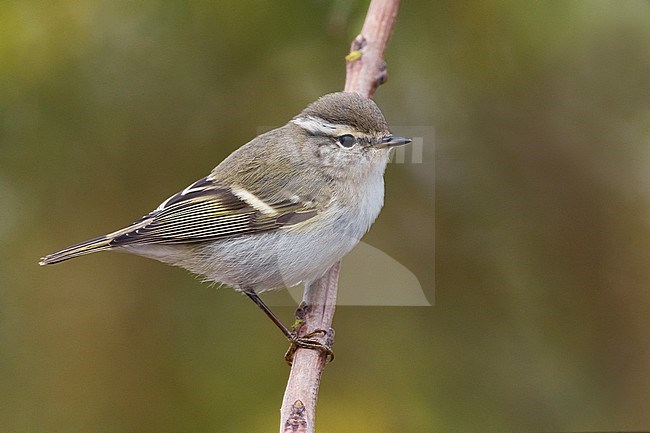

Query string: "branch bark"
[279, 1, 402, 432]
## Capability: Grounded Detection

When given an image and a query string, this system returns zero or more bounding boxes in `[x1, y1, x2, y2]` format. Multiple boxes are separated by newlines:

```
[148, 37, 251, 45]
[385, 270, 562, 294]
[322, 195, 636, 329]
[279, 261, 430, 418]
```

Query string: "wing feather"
[109, 177, 319, 246]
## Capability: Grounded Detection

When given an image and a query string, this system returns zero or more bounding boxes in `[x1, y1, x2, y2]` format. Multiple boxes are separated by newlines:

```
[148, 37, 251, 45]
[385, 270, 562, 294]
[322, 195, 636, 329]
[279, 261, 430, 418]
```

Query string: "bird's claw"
[284, 329, 335, 366]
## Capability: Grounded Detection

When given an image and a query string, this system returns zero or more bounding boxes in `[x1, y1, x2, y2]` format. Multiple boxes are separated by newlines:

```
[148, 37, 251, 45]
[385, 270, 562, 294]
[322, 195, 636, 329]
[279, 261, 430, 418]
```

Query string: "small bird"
[40, 92, 411, 361]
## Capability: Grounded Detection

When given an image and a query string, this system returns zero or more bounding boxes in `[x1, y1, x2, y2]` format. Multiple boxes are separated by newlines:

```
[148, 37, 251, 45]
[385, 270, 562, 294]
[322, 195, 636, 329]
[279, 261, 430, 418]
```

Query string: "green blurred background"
[1, 1, 649, 431]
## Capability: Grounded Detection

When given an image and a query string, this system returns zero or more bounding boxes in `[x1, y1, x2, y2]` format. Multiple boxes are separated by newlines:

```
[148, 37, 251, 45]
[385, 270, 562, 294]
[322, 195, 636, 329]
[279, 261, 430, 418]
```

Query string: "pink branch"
[280, 1, 402, 431]
[345, 0, 401, 97]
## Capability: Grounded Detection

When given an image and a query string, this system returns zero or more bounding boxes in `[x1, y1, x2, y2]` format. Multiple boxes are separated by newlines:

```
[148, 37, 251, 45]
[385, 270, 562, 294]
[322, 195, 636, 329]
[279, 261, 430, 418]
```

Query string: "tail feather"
[39, 236, 113, 265]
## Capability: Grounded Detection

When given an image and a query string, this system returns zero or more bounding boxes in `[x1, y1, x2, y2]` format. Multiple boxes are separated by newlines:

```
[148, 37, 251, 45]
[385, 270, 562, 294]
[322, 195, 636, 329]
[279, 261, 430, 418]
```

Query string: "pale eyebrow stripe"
[291, 116, 375, 144]
[291, 116, 347, 136]
[231, 186, 278, 215]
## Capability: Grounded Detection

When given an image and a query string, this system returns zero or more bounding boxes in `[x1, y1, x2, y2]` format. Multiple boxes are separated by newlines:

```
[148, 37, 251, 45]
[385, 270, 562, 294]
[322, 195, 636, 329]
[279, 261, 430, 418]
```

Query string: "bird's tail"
[39, 236, 113, 266]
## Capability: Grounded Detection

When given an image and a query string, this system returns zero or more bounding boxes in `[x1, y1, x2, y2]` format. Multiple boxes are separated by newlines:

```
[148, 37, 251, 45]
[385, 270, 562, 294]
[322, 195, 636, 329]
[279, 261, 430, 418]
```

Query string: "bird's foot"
[284, 328, 335, 366]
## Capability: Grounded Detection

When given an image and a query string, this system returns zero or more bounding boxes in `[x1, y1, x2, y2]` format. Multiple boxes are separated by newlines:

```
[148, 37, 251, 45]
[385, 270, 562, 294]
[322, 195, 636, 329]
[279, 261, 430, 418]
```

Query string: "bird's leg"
[244, 289, 294, 339]
[244, 290, 334, 365]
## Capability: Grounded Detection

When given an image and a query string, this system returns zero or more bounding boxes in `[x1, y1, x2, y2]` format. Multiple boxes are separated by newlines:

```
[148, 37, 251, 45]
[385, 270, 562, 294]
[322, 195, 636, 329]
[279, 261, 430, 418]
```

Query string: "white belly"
[192, 205, 373, 291]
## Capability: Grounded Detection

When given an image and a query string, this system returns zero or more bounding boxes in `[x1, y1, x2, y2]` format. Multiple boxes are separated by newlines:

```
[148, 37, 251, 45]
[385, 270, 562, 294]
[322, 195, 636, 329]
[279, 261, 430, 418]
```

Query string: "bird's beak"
[376, 135, 412, 149]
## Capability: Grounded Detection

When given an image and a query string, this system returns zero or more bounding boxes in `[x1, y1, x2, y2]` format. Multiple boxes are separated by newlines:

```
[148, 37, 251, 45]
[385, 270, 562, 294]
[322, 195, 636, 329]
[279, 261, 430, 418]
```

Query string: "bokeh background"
[1, 1, 649, 431]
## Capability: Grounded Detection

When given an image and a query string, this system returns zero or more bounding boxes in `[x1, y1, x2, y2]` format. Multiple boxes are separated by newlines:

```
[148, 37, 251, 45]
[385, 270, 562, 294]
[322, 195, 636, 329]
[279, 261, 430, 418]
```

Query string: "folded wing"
[40, 177, 320, 265]
[111, 177, 319, 245]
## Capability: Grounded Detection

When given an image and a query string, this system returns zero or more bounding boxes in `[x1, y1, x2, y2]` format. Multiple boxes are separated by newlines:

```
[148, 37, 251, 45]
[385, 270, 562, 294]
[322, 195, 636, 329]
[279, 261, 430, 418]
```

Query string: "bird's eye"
[337, 134, 356, 148]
